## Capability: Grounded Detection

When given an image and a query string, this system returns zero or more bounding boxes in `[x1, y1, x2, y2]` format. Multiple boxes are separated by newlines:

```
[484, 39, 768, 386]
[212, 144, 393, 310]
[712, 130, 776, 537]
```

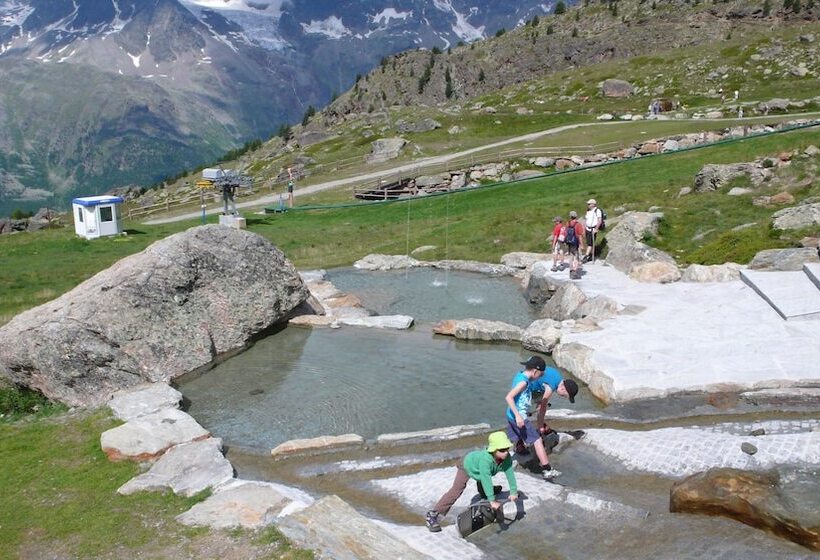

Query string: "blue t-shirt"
[530, 367, 562, 394]
[506, 371, 532, 422]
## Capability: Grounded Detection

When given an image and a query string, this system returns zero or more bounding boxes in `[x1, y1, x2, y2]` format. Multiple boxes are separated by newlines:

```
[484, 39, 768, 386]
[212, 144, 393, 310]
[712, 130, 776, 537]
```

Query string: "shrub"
[495, 28, 506, 37]
[554, 1, 567, 14]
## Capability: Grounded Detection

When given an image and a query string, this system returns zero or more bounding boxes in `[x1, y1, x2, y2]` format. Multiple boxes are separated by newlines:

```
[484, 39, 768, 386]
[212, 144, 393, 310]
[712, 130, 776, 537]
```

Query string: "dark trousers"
[432, 464, 499, 516]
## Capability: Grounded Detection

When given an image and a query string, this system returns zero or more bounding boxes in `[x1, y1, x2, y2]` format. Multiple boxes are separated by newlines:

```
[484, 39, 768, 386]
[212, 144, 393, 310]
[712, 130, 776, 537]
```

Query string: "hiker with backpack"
[550, 216, 567, 272]
[565, 211, 586, 280]
[583, 199, 605, 264]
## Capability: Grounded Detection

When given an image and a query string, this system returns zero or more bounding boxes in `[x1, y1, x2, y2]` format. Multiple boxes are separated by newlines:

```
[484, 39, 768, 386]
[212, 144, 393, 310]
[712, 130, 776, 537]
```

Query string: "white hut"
[72, 195, 125, 239]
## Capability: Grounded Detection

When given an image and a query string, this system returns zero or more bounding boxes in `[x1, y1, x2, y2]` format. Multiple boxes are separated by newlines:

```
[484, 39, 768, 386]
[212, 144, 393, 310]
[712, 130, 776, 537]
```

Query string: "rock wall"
[0, 225, 308, 407]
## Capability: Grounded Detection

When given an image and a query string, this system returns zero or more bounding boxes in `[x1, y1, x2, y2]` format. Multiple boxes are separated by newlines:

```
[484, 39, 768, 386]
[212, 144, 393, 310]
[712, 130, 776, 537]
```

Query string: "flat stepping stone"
[278, 495, 432, 560]
[377, 424, 490, 445]
[108, 383, 182, 421]
[100, 408, 210, 461]
[336, 315, 414, 329]
[117, 438, 233, 497]
[271, 434, 364, 458]
[177, 479, 306, 529]
[740, 269, 820, 320]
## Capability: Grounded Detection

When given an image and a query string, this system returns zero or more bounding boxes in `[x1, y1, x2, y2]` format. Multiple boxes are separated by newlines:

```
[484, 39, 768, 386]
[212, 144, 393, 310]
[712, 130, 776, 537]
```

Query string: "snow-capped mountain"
[0, 0, 554, 214]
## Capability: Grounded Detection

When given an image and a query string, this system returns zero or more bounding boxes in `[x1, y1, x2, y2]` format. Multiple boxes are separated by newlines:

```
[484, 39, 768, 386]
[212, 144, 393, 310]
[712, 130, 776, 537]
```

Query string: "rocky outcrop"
[749, 248, 820, 271]
[500, 252, 550, 269]
[572, 295, 620, 322]
[694, 163, 767, 192]
[100, 408, 211, 461]
[270, 434, 365, 458]
[365, 137, 407, 164]
[0, 225, 308, 407]
[552, 342, 615, 404]
[772, 202, 820, 230]
[670, 468, 820, 551]
[604, 212, 681, 283]
[601, 78, 633, 97]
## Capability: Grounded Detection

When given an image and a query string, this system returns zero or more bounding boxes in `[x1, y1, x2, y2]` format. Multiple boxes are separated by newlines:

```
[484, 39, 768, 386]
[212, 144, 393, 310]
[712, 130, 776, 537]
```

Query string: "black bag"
[457, 503, 496, 538]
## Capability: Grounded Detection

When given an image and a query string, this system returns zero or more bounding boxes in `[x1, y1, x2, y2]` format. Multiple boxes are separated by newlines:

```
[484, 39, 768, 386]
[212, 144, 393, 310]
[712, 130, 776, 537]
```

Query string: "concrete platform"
[740, 269, 820, 320]
[805, 262, 820, 290]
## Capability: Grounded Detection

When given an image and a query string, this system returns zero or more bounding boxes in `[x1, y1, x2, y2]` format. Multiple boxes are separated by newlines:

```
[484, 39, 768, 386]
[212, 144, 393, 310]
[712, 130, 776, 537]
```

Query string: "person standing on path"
[506, 356, 561, 479]
[565, 211, 586, 280]
[582, 199, 603, 264]
[550, 216, 567, 272]
[425, 431, 519, 532]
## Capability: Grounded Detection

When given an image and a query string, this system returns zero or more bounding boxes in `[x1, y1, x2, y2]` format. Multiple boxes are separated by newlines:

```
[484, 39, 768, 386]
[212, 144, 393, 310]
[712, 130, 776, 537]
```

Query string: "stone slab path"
[740, 268, 820, 320]
[555, 263, 820, 401]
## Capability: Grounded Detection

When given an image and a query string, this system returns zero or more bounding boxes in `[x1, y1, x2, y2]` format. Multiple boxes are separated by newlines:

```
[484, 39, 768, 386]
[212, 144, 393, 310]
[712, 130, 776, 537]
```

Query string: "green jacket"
[463, 450, 518, 502]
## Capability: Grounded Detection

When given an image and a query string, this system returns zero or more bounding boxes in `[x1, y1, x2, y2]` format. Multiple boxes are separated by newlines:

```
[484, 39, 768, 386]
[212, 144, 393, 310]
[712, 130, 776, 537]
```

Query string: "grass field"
[2, 124, 817, 326]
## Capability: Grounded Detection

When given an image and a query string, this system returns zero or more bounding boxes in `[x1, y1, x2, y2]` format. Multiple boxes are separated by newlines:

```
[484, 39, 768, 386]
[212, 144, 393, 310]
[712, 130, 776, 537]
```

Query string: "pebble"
[741, 442, 758, 455]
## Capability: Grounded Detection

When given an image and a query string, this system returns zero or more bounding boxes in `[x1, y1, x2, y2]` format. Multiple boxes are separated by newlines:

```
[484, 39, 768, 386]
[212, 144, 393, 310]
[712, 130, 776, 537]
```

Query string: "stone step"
[740, 269, 820, 320]
[805, 262, 820, 291]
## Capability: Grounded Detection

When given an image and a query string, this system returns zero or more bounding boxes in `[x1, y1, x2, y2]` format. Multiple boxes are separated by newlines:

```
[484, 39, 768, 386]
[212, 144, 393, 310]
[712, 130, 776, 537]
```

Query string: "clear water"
[326, 267, 539, 327]
[180, 325, 599, 450]
[178, 266, 594, 450]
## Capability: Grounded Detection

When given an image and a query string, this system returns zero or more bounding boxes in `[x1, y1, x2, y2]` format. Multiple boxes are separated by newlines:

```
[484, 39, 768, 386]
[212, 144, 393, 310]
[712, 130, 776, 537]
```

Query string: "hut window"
[77, 208, 83, 222]
[100, 206, 113, 222]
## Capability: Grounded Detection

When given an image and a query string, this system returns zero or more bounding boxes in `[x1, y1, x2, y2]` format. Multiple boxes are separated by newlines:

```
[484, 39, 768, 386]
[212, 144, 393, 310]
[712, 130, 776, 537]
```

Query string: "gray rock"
[108, 383, 182, 421]
[177, 479, 307, 529]
[336, 315, 414, 330]
[728, 187, 754, 196]
[772, 202, 820, 230]
[533, 157, 555, 168]
[741, 442, 758, 455]
[521, 319, 562, 353]
[694, 163, 754, 192]
[629, 260, 681, 283]
[299, 269, 327, 283]
[750, 428, 766, 437]
[525, 262, 568, 305]
[430, 260, 515, 276]
[0, 225, 307, 407]
[279, 495, 431, 560]
[117, 438, 233, 497]
[601, 79, 634, 98]
[542, 283, 588, 321]
[100, 408, 210, 461]
[552, 342, 613, 404]
[604, 212, 678, 278]
[453, 319, 523, 342]
[354, 254, 420, 270]
[572, 295, 620, 322]
[749, 248, 820, 271]
[805, 145, 820, 156]
[365, 138, 407, 164]
[396, 118, 441, 134]
[681, 263, 743, 283]
[271, 434, 365, 458]
[500, 252, 550, 269]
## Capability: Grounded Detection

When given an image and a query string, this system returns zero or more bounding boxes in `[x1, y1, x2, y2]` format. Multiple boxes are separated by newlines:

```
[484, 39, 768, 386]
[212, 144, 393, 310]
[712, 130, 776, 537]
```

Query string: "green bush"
[0, 386, 63, 420]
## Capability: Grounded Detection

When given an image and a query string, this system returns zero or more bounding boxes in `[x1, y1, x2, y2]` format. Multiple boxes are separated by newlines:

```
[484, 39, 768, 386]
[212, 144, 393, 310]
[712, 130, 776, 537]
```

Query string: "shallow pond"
[180, 325, 600, 450]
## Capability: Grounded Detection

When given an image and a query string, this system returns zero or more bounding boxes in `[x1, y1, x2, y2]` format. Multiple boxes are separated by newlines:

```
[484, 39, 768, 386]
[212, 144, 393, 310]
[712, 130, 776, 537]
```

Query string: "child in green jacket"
[425, 431, 519, 532]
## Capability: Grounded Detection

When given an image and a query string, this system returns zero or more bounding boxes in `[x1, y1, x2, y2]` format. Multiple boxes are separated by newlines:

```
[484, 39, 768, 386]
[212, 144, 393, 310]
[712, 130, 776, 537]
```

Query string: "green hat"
[487, 431, 513, 452]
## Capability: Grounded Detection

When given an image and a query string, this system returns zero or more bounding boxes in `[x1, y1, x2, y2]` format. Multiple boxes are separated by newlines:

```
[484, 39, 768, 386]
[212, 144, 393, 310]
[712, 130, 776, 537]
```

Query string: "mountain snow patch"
[370, 8, 411, 26]
[0, 2, 34, 27]
[430, 0, 484, 42]
[301, 16, 351, 39]
[182, 0, 284, 14]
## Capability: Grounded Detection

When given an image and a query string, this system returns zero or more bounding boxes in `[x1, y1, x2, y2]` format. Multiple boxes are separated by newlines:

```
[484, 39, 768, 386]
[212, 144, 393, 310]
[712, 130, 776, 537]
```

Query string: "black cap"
[520, 356, 546, 372]
[563, 379, 579, 403]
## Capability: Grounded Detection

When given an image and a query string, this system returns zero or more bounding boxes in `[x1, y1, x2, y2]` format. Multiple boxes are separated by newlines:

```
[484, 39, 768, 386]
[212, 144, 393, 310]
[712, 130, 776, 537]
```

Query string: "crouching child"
[425, 431, 519, 532]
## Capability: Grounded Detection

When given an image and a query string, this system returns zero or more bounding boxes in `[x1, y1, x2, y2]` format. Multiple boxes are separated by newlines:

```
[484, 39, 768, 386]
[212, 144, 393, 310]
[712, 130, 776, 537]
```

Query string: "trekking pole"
[592, 230, 596, 264]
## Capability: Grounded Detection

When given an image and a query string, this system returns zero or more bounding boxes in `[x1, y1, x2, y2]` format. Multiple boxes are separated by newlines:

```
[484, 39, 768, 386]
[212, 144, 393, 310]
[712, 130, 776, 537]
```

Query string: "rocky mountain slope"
[0, 0, 552, 216]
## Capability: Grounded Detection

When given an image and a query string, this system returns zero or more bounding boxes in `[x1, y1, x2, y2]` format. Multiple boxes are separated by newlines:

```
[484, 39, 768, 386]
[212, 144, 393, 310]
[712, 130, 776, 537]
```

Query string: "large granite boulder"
[601, 79, 633, 97]
[541, 283, 588, 320]
[694, 163, 767, 192]
[604, 212, 680, 282]
[0, 225, 308, 407]
[670, 468, 820, 551]
[365, 137, 407, 164]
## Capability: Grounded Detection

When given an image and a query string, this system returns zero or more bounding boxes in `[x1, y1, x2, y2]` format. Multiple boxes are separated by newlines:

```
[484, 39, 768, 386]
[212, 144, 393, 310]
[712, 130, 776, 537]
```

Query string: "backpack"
[565, 221, 578, 246]
[598, 208, 607, 231]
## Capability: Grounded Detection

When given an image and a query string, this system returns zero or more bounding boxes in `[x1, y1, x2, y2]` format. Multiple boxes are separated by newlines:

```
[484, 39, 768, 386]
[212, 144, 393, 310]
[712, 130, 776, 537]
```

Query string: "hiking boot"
[569, 271, 581, 280]
[582, 255, 592, 264]
[541, 466, 562, 480]
[550, 265, 559, 272]
[425, 510, 442, 532]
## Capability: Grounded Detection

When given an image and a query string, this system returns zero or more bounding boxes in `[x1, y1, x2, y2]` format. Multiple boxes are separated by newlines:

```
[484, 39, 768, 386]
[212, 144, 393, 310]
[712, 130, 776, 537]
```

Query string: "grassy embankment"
[0, 409, 313, 560]
[2, 124, 818, 326]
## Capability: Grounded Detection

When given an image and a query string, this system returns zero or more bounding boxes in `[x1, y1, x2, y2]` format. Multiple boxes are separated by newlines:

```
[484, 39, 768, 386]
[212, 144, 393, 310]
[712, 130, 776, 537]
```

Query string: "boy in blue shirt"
[505, 356, 560, 479]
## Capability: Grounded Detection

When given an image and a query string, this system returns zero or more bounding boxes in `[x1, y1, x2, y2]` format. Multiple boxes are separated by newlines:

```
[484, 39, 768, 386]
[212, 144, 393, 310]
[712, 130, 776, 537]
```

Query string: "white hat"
[587, 198, 597, 205]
